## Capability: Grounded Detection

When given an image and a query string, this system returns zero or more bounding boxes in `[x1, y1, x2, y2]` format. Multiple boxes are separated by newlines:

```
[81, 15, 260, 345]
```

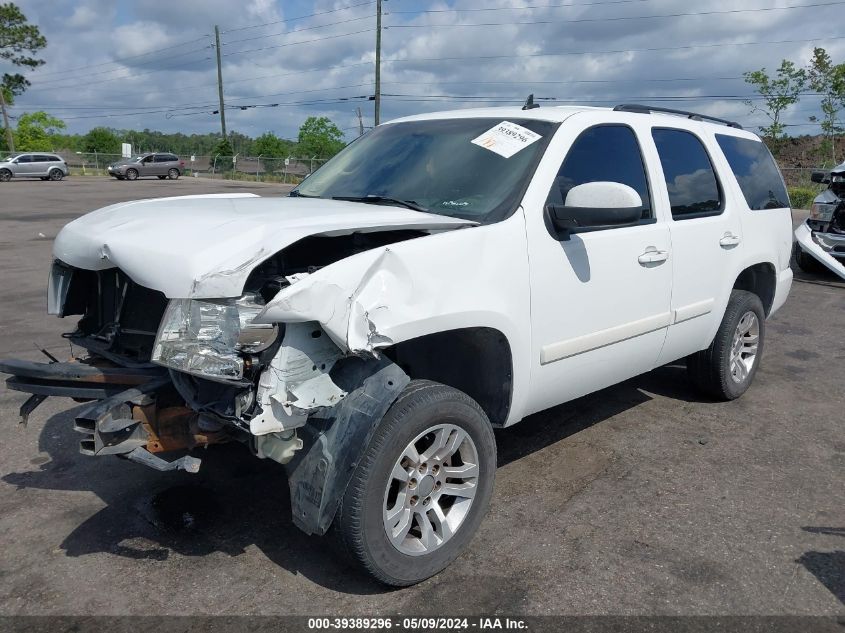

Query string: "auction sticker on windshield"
[471, 121, 542, 158]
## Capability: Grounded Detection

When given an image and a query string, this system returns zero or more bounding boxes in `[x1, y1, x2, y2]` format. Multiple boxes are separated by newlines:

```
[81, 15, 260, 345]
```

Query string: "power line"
[221, 28, 374, 57]
[26, 35, 212, 79]
[223, 14, 374, 46]
[28, 46, 213, 86]
[386, 0, 675, 14]
[225, 83, 375, 104]
[385, 2, 845, 28]
[386, 35, 845, 64]
[381, 93, 824, 102]
[382, 77, 748, 86]
[224, 62, 372, 86]
[22, 56, 214, 93]
[222, 1, 376, 34]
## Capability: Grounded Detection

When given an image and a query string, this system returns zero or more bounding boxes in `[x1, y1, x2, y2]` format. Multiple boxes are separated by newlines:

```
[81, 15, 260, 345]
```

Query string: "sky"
[5, 0, 845, 144]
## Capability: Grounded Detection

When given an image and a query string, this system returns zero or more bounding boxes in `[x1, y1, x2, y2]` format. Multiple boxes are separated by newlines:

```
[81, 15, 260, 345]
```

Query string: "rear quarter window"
[715, 134, 789, 210]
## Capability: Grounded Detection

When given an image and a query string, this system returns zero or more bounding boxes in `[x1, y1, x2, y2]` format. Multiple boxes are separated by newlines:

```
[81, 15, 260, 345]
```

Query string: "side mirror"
[811, 171, 829, 184]
[548, 182, 644, 238]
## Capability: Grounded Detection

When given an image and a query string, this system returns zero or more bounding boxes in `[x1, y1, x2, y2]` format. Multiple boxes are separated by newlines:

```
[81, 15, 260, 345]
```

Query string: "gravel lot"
[0, 177, 842, 616]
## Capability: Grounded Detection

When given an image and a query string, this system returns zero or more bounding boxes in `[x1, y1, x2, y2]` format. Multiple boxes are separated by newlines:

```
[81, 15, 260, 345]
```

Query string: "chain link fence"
[53, 152, 327, 184]
[21, 151, 833, 200]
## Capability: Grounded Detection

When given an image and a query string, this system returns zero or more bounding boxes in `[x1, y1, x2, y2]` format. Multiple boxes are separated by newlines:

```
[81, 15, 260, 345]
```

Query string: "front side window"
[715, 134, 789, 210]
[295, 118, 558, 223]
[16, 155, 33, 163]
[546, 124, 652, 218]
[652, 128, 722, 219]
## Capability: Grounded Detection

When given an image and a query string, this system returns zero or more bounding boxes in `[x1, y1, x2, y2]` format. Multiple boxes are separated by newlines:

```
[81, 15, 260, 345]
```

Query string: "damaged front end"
[1, 228, 426, 534]
[795, 164, 845, 280]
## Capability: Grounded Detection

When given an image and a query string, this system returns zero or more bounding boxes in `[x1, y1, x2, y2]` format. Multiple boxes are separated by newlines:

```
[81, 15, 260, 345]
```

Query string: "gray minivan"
[0, 153, 69, 181]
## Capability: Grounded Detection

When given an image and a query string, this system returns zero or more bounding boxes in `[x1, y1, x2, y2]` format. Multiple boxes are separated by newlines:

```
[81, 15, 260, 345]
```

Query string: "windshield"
[295, 117, 558, 223]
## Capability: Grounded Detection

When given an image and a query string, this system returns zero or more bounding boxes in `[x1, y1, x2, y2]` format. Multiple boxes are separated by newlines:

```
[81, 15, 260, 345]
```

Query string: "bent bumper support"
[0, 358, 168, 425]
[0, 358, 216, 473]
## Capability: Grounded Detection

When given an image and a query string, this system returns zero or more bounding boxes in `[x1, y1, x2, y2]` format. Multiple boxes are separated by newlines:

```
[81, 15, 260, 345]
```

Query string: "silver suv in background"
[108, 153, 184, 180]
[0, 153, 68, 181]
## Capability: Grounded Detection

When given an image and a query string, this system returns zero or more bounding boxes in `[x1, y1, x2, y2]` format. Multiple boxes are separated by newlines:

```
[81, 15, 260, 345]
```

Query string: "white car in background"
[1, 103, 793, 586]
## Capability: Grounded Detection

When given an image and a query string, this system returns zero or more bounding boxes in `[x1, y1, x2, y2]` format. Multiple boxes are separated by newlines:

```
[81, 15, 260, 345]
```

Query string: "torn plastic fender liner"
[285, 355, 410, 536]
[795, 222, 845, 281]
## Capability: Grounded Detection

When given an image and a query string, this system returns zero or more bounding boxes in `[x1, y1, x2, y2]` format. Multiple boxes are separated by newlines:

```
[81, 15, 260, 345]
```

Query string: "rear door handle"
[719, 232, 741, 248]
[638, 247, 669, 265]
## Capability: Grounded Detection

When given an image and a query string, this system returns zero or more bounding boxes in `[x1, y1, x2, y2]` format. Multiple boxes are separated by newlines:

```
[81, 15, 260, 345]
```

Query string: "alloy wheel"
[382, 423, 479, 556]
[729, 310, 759, 383]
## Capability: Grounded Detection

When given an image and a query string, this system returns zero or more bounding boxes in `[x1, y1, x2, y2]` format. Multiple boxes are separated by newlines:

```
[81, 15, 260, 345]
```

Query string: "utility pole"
[214, 25, 227, 139]
[356, 106, 364, 136]
[0, 89, 14, 153]
[374, 0, 382, 126]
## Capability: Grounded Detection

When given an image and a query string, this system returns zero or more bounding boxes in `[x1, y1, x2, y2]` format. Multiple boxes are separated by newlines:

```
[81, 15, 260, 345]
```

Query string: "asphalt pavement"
[0, 177, 842, 616]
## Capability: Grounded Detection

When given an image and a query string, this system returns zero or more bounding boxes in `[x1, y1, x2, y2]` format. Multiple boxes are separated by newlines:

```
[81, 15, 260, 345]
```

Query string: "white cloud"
[5, 0, 844, 141]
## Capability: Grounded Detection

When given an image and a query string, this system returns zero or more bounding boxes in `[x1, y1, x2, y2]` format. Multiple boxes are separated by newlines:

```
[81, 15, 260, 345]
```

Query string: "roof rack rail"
[613, 104, 742, 129]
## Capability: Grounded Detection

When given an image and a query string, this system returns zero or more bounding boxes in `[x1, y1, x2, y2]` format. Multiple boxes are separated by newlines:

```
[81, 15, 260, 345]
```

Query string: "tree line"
[2, 114, 348, 159]
[744, 46, 845, 164]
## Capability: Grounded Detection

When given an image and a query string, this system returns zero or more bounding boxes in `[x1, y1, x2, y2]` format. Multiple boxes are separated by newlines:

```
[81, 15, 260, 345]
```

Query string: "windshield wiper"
[332, 195, 429, 213]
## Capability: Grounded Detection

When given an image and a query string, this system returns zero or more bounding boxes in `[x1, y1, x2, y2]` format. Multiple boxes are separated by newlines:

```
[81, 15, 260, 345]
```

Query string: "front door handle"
[638, 247, 669, 265]
[719, 232, 741, 248]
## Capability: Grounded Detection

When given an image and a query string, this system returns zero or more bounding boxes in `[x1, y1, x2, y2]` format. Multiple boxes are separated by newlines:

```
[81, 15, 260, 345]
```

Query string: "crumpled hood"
[53, 194, 474, 298]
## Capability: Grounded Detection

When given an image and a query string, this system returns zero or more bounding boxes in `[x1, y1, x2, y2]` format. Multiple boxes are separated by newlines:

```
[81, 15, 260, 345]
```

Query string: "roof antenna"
[522, 94, 539, 110]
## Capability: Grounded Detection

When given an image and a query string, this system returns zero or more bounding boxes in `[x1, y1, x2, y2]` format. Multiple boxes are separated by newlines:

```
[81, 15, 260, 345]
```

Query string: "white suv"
[0, 104, 793, 586]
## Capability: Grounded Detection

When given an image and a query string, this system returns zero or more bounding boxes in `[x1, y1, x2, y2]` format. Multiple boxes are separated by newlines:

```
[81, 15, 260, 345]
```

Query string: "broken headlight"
[152, 294, 277, 382]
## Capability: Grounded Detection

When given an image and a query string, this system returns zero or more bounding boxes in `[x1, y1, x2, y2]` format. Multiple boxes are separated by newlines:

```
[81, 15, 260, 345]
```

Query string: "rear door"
[153, 154, 172, 175]
[34, 155, 55, 176]
[651, 127, 744, 365]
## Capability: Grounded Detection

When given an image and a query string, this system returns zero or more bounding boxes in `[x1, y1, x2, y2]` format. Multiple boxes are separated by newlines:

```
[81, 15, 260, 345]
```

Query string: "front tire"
[332, 380, 496, 586]
[125, 168, 139, 181]
[0, 169, 11, 182]
[687, 290, 765, 400]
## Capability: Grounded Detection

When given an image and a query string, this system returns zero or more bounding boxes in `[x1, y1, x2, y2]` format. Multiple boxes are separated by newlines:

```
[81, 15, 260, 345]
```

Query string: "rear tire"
[48, 169, 63, 181]
[125, 168, 139, 181]
[168, 168, 180, 180]
[331, 380, 496, 586]
[687, 290, 765, 401]
[794, 242, 826, 275]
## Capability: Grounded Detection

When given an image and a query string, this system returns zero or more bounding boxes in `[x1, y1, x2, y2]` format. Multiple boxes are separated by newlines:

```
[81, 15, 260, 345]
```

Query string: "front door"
[14, 155, 36, 176]
[525, 121, 673, 414]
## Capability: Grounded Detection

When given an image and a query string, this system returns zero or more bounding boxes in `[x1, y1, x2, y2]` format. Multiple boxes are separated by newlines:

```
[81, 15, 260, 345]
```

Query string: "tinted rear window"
[652, 128, 722, 219]
[715, 135, 789, 210]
